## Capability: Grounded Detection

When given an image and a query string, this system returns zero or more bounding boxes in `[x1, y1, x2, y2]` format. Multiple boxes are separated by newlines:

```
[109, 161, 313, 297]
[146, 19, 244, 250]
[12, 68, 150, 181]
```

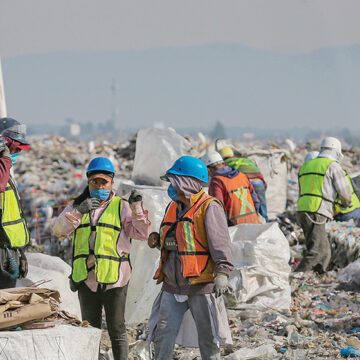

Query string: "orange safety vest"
[215, 173, 260, 225]
[154, 190, 222, 285]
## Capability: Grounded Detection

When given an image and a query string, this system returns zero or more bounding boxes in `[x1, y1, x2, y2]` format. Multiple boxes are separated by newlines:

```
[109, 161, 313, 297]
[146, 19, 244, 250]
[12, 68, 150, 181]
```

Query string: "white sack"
[337, 258, 360, 283]
[0, 325, 101, 360]
[247, 150, 288, 220]
[17, 253, 81, 319]
[228, 223, 291, 311]
[117, 184, 170, 324]
[224, 344, 278, 360]
[131, 127, 191, 186]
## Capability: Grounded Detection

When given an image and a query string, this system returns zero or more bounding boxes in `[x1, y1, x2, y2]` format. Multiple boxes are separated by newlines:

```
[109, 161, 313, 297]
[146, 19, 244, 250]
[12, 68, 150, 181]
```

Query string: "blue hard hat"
[87, 157, 115, 177]
[162, 156, 208, 183]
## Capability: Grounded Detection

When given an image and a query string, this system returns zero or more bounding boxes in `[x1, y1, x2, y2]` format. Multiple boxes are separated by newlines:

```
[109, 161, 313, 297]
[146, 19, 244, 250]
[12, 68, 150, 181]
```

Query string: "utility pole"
[0, 57, 7, 117]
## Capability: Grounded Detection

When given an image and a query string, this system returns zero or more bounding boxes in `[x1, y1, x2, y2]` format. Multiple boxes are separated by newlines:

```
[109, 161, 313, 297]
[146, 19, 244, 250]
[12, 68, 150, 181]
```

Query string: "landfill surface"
[12, 130, 360, 359]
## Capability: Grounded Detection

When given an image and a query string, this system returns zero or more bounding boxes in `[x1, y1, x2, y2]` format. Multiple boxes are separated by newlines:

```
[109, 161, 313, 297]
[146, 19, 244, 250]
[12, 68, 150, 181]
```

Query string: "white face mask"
[337, 151, 344, 163]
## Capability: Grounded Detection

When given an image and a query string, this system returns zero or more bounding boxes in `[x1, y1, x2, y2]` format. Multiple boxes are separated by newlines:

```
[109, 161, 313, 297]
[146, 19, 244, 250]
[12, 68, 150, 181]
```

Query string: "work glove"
[0, 145, 10, 158]
[148, 232, 160, 249]
[1, 248, 19, 280]
[214, 273, 230, 298]
[128, 189, 142, 204]
[18, 250, 28, 279]
[75, 198, 101, 214]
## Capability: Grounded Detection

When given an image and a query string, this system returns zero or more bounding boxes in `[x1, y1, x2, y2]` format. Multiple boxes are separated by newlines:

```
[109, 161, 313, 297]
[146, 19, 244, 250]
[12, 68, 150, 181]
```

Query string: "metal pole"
[0, 57, 7, 118]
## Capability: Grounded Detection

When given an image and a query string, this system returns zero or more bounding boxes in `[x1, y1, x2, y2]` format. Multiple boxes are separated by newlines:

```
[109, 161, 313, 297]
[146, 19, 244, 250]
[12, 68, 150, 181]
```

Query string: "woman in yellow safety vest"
[52, 157, 151, 360]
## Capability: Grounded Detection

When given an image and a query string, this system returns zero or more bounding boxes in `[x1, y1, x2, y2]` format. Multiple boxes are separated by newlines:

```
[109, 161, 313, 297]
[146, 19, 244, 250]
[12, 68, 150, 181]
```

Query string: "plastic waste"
[224, 344, 277, 359]
[341, 346, 360, 357]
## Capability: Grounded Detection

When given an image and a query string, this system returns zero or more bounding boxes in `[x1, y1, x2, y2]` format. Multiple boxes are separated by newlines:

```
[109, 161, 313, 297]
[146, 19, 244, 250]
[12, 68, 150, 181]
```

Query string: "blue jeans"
[334, 208, 360, 222]
[250, 180, 268, 222]
[153, 291, 220, 360]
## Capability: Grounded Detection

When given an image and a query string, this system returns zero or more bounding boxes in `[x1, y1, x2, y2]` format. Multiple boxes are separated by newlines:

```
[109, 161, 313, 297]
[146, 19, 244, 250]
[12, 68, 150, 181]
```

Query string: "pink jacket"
[52, 191, 151, 292]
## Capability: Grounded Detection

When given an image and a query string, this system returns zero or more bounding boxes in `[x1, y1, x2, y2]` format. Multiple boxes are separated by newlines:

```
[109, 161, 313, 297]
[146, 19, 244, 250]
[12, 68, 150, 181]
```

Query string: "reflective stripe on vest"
[334, 172, 360, 215]
[154, 190, 221, 285]
[0, 180, 30, 248]
[217, 173, 260, 225]
[72, 196, 125, 284]
[297, 157, 334, 213]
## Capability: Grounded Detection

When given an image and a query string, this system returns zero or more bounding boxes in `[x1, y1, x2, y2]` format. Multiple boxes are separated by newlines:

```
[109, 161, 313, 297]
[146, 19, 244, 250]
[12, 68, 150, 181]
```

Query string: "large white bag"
[117, 183, 170, 324]
[131, 127, 191, 186]
[228, 223, 291, 311]
[247, 150, 289, 220]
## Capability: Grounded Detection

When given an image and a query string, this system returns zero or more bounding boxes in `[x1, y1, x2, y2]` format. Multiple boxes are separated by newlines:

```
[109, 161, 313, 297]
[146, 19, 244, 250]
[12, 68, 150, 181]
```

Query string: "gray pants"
[154, 291, 220, 360]
[296, 212, 330, 273]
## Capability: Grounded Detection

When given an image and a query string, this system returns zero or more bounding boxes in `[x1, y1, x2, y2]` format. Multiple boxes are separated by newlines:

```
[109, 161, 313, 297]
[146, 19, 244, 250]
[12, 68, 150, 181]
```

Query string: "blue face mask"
[90, 189, 110, 201]
[10, 153, 19, 165]
[167, 184, 180, 201]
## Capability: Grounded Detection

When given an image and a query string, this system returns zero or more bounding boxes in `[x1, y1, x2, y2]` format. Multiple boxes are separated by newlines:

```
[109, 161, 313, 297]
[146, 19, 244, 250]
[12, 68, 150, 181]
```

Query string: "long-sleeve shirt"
[52, 191, 151, 292]
[209, 166, 260, 215]
[308, 151, 352, 219]
[0, 156, 12, 193]
[162, 175, 234, 295]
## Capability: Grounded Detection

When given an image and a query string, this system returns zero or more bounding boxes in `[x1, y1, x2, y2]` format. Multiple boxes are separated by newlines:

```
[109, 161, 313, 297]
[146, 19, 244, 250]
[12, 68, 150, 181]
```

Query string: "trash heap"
[0, 286, 83, 330]
[8, 127, 360, 359]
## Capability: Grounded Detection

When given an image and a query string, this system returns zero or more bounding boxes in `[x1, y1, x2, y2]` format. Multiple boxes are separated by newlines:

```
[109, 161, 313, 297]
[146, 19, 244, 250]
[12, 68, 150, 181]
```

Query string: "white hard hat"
[320, 137, 342, 153]
[200, 152, 224, 167]
[304, 151, 319, 163]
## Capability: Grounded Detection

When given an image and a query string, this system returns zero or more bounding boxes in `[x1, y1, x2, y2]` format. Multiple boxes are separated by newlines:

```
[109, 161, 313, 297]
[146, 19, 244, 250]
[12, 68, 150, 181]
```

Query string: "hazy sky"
[2, 0, 360, 56]
[1, 1, 360, 130]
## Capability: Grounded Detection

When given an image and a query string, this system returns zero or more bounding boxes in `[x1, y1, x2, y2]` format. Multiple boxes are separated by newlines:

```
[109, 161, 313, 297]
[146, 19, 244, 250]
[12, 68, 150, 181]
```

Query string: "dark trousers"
[0, 248, 19, 289]
[78, 283, 129, 360]
[296, 212, 330, 273]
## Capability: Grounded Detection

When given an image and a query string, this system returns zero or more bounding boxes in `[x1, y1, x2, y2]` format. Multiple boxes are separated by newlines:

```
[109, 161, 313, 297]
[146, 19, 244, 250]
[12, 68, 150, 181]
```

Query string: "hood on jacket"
[214, 165, 239, 179]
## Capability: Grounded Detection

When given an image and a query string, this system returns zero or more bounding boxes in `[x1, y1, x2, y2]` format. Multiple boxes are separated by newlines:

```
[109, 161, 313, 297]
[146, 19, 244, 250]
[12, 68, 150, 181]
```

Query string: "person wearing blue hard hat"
[148, 156, 234, 359]
[53, 156, 151, 360]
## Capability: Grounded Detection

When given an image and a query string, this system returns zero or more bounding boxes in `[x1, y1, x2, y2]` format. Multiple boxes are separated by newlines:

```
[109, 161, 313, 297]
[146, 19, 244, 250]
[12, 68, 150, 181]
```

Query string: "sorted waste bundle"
[0, 286, 85, 330]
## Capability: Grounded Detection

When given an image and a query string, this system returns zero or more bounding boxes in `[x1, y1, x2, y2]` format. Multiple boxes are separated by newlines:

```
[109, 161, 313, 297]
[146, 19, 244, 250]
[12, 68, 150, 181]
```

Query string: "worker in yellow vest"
[52, 157, 151, 360]
[296, 137, 352, 273]
[147, 156, 234, 360]
[0, 117, 31, 288]
[333, 171, 360, 223]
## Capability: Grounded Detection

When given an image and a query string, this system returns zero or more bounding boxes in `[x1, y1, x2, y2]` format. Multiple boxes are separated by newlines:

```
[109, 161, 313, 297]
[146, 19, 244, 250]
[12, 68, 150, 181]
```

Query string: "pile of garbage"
[8, 126, 360, 359]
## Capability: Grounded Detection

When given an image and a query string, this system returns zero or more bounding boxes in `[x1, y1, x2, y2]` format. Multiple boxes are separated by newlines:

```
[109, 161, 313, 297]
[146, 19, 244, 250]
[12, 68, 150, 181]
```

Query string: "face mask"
[167, 184, 180, 201]
[90, 189, 110, 201]
[10, 153, 19, 165]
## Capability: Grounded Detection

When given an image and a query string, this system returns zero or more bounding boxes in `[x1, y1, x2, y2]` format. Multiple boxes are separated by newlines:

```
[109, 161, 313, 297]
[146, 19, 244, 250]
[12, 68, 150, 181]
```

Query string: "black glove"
[19, 252, 28, 279]
[75, 198, 101, 214]
[129, 190, 142, 204]
[0, 145, 10, 158]
[69, 276, 80, 292]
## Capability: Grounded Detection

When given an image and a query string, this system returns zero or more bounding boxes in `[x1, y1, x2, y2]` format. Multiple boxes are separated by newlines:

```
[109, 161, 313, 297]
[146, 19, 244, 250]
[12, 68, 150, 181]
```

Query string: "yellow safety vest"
[71, 196, 127, 284]
[334, 172, 360, 215]
[0, 178, 30, 248]
[298, 157, 334, 213]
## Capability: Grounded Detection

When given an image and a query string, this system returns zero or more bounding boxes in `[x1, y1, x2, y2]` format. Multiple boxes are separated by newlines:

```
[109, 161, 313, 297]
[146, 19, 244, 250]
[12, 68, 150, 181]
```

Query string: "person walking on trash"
[52, 157, 151, 360]
[218, 146, 269, 222]
[201, 151, 260, 225]
[147, 155, 234, 360]
[0, 117, 31, 289]
[296, 137, 352, 273]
